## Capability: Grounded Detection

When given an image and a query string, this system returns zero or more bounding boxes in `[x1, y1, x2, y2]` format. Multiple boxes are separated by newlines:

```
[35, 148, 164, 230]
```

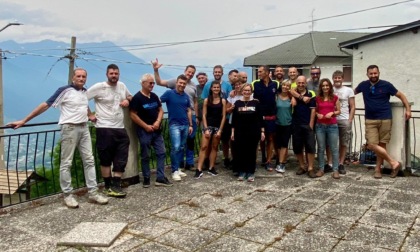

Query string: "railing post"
[386, 102, 414, 170]
[121, 108, 139, 185]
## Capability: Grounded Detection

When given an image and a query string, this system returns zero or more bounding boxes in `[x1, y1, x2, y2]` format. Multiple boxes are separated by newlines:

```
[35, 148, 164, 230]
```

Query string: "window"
[343, 65, 352, 82]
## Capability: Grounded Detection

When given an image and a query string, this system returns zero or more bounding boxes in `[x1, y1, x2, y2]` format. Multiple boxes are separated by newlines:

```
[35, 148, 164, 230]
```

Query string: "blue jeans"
[136, 128, 166, 180]
[316, 124, 339, 171]
[169, 124, 189, 172]
[185, 115, 197, 165]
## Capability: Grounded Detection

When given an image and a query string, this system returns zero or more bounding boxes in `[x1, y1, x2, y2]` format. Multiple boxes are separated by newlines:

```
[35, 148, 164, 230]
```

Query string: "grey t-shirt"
[307, 79, 319, 93]
[167, 79, 197, 114]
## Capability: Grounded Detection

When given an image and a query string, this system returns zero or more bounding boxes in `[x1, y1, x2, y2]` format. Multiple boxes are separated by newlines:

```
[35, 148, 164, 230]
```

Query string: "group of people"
[8, 61, 411, 208]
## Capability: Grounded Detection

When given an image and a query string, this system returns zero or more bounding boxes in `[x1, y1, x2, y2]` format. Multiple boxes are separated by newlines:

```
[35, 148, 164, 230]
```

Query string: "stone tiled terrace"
[1, 158, 420, 252]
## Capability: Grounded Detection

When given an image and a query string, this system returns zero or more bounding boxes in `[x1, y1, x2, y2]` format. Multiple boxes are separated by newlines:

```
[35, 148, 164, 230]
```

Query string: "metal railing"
[0, 116, 203, 207]
[1, 109, 419, 208]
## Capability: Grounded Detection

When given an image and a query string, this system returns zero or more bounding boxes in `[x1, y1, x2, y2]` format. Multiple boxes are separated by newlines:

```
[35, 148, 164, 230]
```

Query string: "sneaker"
[338, 164, 346, 175]
[208, 167, 218, 176]
[194, 170, 203, 179]
[178, 170, 187, 177]
[64, 194, 79, 208]
[238, 173, 245, 181]
[107, 186, 127, 198]
[155, 177, 173, 187]
[172, 171, 181, 181]
[247, 174, 255, 182]
[316, 170, 324, 177]
[88, 191, 109, 205]
[275, 164, 286, 173]
[324, 164, 333, 173]
[308, 170, 316, 178]
[143, 177, 151, 188]
[223, 158, 231, 168]
[264, 163, 273, 172]
[102, 186, 110, 195]
[332, 171, 340, 179]
[296, 167, 307, 175]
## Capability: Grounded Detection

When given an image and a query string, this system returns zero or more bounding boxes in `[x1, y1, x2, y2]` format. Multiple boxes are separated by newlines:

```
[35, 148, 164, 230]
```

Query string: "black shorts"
[276, 124, 292, 148]
[292, 124, 315, 154]
[96, 128, 130, 173]
[221, 121, 232, 142]
[263, 120, 277, 134]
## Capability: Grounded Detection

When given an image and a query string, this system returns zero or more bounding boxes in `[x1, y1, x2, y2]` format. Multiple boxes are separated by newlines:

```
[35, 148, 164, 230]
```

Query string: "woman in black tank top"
[195, 81, 226, 178]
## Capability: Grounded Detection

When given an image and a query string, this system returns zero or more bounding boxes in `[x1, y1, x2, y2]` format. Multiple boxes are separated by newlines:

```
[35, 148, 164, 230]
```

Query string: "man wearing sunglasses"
[355, 65, 411, 179]
[307, 66, 321, 92]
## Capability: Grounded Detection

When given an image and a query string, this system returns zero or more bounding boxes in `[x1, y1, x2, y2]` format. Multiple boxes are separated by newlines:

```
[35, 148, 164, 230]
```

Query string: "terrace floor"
[1, 156, 420, 252]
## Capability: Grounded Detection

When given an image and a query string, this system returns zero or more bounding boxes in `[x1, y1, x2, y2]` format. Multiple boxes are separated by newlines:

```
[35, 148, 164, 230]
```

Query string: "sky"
[0, 0, 420, 69]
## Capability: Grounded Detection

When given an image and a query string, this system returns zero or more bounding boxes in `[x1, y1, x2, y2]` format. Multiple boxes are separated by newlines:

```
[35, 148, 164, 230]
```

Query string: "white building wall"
[313, 57, 353, 86]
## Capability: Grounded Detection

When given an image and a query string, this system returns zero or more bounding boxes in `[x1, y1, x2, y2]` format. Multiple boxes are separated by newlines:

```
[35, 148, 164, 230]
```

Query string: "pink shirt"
[316, 95, 338, 125]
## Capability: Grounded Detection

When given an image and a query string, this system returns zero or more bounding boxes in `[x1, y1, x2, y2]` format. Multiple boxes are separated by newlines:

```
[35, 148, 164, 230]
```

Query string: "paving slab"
[296, 215, 351, 239]
[358, 209, 415, 231]
[128, 216, 183, 239]
[277, 197, 325, 214]
[131, 241, 183, 252]
[155, 226, 220, 251]
[57, 222, 128, 247]
[314, 202, 368, 223]
[332, 241, 395, 251]
[273, 229, 339, 251]
[343, 224, 405, 251]
[200, 235, 265, 252]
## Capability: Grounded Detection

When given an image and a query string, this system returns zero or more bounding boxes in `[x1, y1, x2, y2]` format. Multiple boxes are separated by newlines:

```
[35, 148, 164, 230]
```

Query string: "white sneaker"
[178, 170, 187, 177]
[88, 191, 109, 205]
[172, 171, 181, 181]
[275, 164, 286, 173]
[64, 194, 79, 208]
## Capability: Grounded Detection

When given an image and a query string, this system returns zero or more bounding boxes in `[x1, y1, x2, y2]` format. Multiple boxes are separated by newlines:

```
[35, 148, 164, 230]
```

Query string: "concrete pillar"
[384, 102, 414, 170]
[121, 108, 139, 185]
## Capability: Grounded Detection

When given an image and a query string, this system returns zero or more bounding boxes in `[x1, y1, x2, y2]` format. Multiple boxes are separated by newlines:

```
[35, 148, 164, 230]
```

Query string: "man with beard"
[202, 65, 233, 168]
[273, 66, 285, 83]
[228, 69, 239, 89]
[354, 65, 411, 179]
[307, 66, 321, 92]
[152, 59, 198, 171]
[195, 72, 208, 126]
[160, 75, 193, 181]
[87, 64, 132, 198]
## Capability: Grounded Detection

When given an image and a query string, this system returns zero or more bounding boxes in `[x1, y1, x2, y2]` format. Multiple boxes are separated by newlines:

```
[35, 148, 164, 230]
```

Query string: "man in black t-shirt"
[130, 73, 173, 187]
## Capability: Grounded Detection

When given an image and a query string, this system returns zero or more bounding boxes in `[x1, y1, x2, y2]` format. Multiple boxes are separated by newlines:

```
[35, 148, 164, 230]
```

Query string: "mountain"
[0, 40, 172, 124]
[0, 40, 251, 125]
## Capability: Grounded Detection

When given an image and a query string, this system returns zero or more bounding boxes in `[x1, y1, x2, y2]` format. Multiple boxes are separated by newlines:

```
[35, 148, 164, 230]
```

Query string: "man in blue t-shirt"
[160, 74, 193, 182]
[355, 65, 411, 179]
[130, 73, 173, 188]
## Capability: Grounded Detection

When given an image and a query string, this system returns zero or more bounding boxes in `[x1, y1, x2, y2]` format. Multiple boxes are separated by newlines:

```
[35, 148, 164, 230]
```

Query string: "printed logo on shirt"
[238, 106, 256, 112]
[143, 102, 158, 110]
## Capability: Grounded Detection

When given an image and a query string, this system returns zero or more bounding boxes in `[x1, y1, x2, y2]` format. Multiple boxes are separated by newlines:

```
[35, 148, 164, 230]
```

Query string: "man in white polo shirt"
[8, 68, 108, 208]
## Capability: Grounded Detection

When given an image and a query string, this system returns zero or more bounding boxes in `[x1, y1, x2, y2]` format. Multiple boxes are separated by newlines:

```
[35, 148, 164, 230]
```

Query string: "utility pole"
[66, 36, 76, 84]
[0, 49, 4, 169]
